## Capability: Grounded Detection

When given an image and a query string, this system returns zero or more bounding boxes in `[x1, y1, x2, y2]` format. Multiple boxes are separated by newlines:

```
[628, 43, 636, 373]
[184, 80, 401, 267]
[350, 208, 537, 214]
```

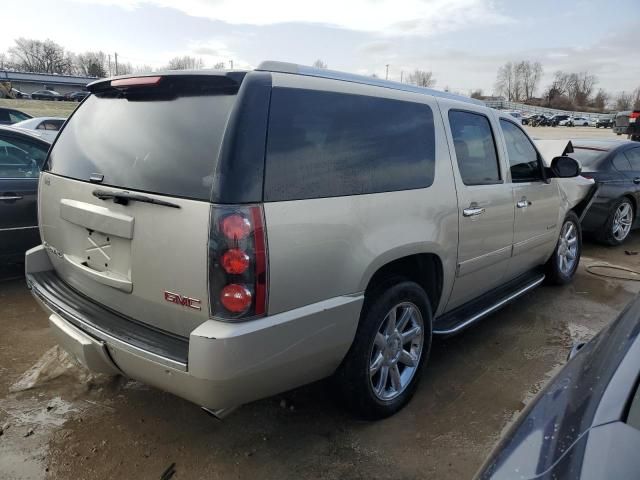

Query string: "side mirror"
[550, 156, 581, 178]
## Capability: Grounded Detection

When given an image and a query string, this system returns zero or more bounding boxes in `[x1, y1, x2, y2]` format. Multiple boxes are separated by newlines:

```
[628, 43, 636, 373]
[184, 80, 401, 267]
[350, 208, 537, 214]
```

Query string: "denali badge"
[164, 291, 202, 311]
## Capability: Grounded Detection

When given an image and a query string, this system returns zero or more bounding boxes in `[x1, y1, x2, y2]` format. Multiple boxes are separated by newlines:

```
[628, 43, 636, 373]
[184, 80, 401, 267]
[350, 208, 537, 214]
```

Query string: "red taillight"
[111, 76, 162, 88]
[220, 214, 251, 241]
[208, 205, 268, 320]
[220, 284, 252, 313]
[630, 111, 640, 123]
[221, 248, 250, 274]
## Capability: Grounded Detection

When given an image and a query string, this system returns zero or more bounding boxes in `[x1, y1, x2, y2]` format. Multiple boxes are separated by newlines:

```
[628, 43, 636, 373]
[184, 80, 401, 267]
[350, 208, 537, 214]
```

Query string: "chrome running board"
[434, 273, 545, 335]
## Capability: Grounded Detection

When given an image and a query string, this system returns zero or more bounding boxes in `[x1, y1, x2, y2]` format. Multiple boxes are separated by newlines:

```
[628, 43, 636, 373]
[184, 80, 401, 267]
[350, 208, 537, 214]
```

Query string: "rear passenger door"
[499, 118, 561, 279]
[440, 101, 514, 309]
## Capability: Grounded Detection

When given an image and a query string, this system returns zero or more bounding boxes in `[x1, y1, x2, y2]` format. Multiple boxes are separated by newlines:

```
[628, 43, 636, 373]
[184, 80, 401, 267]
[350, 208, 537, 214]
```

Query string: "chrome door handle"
[463, 207, 485, 217]
[0, 195, 23, 201]
[517, 199, 532, 208]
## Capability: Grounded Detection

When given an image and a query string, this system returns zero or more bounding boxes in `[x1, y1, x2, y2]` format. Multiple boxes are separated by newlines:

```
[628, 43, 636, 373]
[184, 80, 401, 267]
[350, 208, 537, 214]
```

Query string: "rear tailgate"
[40, 74, 241, 337]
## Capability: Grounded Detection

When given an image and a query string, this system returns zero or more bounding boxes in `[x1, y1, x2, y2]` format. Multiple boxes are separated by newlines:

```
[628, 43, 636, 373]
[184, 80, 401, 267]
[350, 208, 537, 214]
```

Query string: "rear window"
[48, 78, 237, 201]
[570, 147, 610, 169]
[264, 88, 435, 201]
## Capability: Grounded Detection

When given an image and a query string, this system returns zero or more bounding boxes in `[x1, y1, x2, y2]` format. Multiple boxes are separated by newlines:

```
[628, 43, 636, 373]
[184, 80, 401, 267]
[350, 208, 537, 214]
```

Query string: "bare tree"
[133, 65, 154, 74]
[591, 89, 609, 111]
[615, 91, 632, 111]
[312, 59, 328, 69]
[0, 53, 7, 69]
[518, 61, 543, 100]
[407, 69, 436, 88]
[567, 72, 597, 107]
[213, 61, 226, 70]
[166, 56, 204, 70]
[8, 38, 73, 74]
[75, 51, 107, 77]
[495, 62, 516, 100]
[633, 87, 640, 110]
[470, 89, 483, 99]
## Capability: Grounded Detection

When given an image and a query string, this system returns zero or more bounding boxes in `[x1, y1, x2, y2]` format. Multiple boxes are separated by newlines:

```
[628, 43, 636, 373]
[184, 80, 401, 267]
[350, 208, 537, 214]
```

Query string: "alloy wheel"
[557, 220, 579, 275]
[369, 302, 424, 401]
[612, 202, 633, 242]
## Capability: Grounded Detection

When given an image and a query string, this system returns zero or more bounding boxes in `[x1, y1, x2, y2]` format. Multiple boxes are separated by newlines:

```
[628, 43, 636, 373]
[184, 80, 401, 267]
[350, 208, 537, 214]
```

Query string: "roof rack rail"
[256, 61, 484, 106]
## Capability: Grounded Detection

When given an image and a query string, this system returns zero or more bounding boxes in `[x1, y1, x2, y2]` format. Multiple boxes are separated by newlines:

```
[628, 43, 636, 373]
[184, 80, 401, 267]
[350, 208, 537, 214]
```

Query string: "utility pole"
[114, 52, 119, 76]
[385, 64, 389, 80]
[400, 71, 403, 83]
[108, 54, 112, 77]
[229, 59, 234, 70]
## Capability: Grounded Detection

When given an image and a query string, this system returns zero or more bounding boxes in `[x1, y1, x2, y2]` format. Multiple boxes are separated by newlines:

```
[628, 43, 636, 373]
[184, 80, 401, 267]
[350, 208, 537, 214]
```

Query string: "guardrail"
[483, 99, 610, 119]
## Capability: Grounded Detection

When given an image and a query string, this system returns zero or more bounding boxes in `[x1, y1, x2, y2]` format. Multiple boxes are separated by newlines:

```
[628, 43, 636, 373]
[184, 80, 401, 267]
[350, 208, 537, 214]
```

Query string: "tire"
[335, 280, 432, 420]
[546, 211, 581, 285]
[599, 197, 634, 246]
[596, 125, 601, 129]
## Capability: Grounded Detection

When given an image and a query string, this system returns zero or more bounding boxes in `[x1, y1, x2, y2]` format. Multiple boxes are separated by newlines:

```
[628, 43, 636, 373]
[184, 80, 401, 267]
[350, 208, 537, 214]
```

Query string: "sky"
[3, 0, 639, 96]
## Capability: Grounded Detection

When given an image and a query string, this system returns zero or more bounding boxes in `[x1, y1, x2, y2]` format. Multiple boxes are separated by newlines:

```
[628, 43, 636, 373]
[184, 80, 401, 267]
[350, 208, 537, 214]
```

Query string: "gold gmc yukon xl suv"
[25, 62, 592, 419]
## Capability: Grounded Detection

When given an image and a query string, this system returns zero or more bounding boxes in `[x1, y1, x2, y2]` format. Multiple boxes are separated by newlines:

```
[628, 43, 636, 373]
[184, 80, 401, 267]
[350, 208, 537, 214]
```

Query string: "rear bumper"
[26, 245, 363, 410]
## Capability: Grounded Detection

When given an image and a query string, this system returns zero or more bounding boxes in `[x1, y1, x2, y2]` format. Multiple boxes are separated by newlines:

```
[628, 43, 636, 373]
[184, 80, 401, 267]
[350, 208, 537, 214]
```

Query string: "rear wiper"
[92, 189, 181, 209]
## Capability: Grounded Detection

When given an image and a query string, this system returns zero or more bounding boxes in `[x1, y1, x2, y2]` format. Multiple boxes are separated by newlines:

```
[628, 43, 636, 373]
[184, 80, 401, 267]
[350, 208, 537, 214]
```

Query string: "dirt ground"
[1, 230, 640, 480]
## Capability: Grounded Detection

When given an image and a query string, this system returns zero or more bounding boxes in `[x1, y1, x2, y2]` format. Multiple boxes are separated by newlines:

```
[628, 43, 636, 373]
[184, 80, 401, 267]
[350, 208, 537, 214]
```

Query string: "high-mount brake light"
[208, 205, 268, 320]
[110, 76, 162, 88]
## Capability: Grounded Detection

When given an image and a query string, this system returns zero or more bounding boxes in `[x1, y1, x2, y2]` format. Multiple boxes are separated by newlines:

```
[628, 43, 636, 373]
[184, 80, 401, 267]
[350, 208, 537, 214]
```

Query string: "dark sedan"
[64, 91, 89, 102]
[570, 139, 640, 245]
[476, 294, 640, 480]
[0, 126, 51, 264]
[0, 107, 32, 125]
[30, 89, 64, 101]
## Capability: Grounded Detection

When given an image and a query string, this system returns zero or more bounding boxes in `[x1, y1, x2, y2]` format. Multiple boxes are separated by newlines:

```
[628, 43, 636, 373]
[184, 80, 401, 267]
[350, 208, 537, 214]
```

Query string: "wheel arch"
[361, 252, 444, 316]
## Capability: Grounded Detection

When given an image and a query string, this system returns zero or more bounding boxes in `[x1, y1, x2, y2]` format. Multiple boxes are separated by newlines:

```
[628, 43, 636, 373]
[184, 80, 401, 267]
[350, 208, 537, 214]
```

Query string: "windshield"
[47, 79, 237, 201]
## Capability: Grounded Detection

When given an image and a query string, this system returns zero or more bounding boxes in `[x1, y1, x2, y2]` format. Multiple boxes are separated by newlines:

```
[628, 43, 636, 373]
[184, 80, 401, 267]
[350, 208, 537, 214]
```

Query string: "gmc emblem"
[164, 291, 202, 311]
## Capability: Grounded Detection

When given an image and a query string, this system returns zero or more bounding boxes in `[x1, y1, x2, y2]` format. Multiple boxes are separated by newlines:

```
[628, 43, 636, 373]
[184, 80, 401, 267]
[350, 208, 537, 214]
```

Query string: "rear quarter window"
[264, 88, 436, 201]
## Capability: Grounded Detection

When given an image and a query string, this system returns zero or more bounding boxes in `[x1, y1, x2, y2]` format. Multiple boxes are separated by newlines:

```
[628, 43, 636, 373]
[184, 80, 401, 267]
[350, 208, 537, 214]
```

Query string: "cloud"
[68, 0, 513, 36]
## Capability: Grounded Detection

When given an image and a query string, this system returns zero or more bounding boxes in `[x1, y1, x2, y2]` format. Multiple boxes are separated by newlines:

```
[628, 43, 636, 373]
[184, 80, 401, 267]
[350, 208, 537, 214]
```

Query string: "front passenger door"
[500, 119, 561, 278]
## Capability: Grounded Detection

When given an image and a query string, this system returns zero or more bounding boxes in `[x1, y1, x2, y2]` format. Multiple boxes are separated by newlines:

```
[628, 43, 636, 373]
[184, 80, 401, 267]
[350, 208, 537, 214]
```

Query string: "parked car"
[30, 89, 64, 101]
[12, 117, 66, 142]
[476, 293, 640, 480]
[25, 63, 589, 420]
[525, 114, 551, 127]
[549, 114, 571, 126]
[588, 118, 598, 127]
[0, 126, 51, 264]
[64, 91, 89, 102]
[505, 111, 524, 124]
[596, 116, 614, 128]
[0, 107, 32, 125]
[572, 139, 640, 245]
[11, 88, 31, 99]
[614, 110, 640, 141]
[564, 116, 590, 127]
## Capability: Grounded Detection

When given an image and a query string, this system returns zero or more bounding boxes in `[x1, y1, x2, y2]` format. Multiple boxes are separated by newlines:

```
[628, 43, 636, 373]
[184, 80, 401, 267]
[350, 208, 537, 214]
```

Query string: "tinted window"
[264, 88, 435, 201]
[449, 110, 500, 185]
[613, 153, 632, 171]
[625, 148, 640, 171]
[48, 80, 237, 201]
[501, 119, 542, 182]
[0, 135, 48, 178]
[9, 111, 30, 123]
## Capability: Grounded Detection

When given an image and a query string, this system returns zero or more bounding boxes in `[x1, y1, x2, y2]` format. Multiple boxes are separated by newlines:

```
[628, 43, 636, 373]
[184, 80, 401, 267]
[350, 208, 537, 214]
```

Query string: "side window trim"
[500, 117, 547, 183]
[448, 108, 503, 186]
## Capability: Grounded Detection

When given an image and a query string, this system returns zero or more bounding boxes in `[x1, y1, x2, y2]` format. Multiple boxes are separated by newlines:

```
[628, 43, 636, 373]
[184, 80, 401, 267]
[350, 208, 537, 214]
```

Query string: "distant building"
[0, 70, 99, 95]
